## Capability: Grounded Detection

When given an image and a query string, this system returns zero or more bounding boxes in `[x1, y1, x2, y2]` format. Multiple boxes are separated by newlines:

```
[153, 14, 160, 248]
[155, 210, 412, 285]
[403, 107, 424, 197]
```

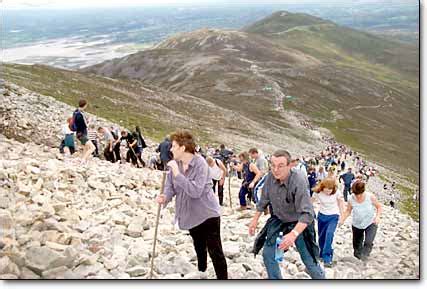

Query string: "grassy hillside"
[3, 63, 322, 156]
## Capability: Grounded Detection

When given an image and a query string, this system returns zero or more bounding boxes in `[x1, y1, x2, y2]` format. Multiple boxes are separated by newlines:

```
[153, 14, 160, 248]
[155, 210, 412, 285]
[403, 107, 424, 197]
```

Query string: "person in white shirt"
[312, 178, 345, 267]
[317, 166, 327, 182]
[249, 148, 269, 175]
[60, 117, 75, 155]
[206, 156, 227, 206]
[97, 127, 115, 162]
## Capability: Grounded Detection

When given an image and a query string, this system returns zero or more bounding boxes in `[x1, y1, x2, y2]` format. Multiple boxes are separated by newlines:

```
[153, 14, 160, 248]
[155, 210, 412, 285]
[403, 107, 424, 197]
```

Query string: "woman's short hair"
[170, 130, 196, 154]
[352, 181, 366, 195]
[206, 156, 214, 165]
[78, 99, 87, 108]
[313, 178, 337, 195]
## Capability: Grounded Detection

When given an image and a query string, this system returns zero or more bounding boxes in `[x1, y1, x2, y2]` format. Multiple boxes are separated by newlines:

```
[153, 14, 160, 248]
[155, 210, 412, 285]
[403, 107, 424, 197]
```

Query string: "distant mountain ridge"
[83, 11, 419, 180]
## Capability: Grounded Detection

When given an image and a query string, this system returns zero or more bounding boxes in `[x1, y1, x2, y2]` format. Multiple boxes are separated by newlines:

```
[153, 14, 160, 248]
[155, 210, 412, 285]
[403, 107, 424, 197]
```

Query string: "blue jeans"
[317, 213, 339, 263]
[239, 186, 250, 206]
[343, 185, 351, 202]
[262, 233, 326, 279]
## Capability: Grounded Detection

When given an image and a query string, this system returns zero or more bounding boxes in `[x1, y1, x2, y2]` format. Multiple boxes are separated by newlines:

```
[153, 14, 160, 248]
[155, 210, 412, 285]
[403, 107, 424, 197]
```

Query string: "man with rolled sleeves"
[249, 149, 325, 279]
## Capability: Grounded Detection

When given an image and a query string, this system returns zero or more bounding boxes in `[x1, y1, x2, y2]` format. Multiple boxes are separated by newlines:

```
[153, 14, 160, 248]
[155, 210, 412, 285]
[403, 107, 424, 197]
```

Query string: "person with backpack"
[70, 99, 95, 164]
[206, 156, 227, 206]
[249, 148, 269, 204]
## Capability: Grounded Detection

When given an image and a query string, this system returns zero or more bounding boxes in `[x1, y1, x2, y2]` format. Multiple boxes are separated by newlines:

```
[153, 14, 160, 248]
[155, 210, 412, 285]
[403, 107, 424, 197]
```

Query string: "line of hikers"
[155, 129, 383, 279]
[59, 99, 147, 167]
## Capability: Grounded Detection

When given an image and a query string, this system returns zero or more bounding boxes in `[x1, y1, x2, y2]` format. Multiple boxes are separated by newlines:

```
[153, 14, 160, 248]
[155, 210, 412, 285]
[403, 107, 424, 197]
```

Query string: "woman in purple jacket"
[156, 130, 228, 279]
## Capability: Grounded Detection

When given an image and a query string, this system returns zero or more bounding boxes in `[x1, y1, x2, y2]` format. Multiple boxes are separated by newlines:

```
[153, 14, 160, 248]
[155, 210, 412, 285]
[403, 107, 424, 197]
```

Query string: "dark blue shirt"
[74, 109, 87, 135]
[308, 171, 317, 188]
[340, 172, 355, 186]
[157, 139, 173, 162]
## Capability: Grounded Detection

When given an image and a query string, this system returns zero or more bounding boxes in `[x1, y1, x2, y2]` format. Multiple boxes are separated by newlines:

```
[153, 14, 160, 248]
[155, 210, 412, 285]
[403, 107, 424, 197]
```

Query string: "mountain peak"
[243, 11, 334, 35]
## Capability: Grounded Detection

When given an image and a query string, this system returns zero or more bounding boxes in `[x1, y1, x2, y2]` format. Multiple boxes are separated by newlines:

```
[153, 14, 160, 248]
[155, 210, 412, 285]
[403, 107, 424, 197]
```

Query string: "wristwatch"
[291, 229, 299, 238]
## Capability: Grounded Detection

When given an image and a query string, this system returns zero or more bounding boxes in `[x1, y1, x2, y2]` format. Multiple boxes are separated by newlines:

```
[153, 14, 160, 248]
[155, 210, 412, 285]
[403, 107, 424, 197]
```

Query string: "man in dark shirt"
[307, 166, 317, 197]
[339, 168, 355, 202]
[73, 99, 95, 163]
[219, 144, 233, 165]
[156, 137, 173, 171]
[121, 130, 141, 167]
[249, 150, 325, 279]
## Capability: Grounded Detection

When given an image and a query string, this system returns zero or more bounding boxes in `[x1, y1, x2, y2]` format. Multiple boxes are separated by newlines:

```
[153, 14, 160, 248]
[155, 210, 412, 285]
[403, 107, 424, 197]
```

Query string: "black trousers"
[352, 223, 377, 259]
[91, 140, 99, 157]
[343, 185, 351, 202]
[189, 217, 228, 279]
[104, 146, 115, 163]
[212, 179, 224, 206]
[126, 149, 138, 165]
[113, 142, 121, 162]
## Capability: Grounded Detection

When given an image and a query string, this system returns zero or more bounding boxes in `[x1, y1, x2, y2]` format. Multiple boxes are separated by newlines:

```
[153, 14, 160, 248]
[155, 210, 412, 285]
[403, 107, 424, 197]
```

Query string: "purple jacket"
[164, 155, 221, 230]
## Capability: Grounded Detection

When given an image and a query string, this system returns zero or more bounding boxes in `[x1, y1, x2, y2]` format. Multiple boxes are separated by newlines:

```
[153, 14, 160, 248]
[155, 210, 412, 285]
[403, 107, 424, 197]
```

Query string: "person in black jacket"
[73, 99, 95, 163]
[121, 129, 143, 168]
[135, 126, 147, 167]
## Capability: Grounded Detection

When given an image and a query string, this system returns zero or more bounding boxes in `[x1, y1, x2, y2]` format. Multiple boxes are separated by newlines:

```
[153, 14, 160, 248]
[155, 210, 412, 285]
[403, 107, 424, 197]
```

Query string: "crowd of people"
[153, 131, 384, 280]
[59, 99, 147, 168]
[61, 99, 391, 280]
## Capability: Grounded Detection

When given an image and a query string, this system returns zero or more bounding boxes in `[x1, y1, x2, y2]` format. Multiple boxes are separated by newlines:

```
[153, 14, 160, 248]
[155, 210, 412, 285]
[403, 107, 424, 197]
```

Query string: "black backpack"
[137, 133, 147, 149]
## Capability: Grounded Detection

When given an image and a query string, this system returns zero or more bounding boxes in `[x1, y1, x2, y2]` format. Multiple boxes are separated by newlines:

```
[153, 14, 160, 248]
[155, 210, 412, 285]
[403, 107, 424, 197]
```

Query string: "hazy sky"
[3, 0, 358, 9]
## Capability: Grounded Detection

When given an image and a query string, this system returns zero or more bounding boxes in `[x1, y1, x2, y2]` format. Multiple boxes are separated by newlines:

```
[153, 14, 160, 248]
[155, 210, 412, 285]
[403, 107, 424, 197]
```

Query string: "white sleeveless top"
[209, 160, 223, 181]
[349, 193, 376, 229]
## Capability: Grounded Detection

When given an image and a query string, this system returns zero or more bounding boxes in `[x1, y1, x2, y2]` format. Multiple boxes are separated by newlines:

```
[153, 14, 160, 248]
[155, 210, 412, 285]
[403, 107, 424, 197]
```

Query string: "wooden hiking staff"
[228, 163, 232, 208]
[129, 145, 145, 168]
[149, 170, 167, 279]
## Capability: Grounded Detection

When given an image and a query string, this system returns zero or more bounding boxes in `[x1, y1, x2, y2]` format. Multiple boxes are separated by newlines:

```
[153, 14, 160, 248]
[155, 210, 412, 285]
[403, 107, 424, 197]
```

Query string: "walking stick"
[228, 163, 232, 208]
[130, 145, 144, 168]
[149, 171, 167, 279]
